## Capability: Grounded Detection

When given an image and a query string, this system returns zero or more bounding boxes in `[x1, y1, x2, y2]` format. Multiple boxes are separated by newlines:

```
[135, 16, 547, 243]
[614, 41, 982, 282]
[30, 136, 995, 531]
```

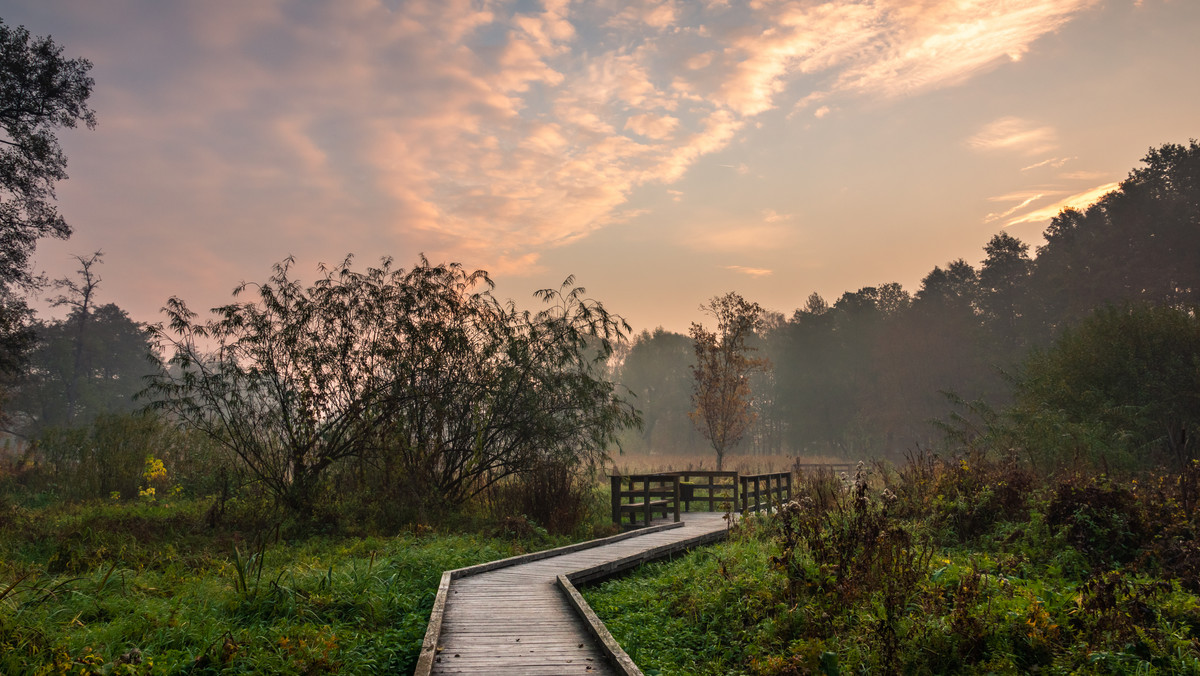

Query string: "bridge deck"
[428, 512, 731, 675]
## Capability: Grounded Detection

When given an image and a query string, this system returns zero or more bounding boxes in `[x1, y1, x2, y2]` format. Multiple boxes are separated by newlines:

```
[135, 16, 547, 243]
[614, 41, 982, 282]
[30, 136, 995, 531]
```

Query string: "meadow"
[586, 456, 1200, 675]
[0, 491, 607, 674]
[5, 431, 1200, 676]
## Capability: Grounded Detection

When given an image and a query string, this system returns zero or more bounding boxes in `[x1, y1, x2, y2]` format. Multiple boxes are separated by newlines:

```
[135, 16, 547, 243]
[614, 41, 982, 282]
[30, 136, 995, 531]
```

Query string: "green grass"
[583, 467, 1200, 676]
[0, 497, 582, 674]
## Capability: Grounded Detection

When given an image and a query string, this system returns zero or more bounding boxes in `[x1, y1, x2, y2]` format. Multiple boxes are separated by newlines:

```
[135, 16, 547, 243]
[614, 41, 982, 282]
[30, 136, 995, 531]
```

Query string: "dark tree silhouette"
[148, 256, 638, 518]
[0, 20, 95, 400]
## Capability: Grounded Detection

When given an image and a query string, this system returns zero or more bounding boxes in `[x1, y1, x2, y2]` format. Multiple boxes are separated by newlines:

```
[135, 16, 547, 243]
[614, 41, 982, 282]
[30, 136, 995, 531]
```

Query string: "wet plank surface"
[429, 512, 731, 675]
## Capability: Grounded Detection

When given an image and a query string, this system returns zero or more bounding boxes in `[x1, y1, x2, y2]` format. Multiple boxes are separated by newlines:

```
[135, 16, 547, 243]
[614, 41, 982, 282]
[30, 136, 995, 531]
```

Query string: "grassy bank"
[584, 459, 1200, 675]
[0, 497, 592, 674]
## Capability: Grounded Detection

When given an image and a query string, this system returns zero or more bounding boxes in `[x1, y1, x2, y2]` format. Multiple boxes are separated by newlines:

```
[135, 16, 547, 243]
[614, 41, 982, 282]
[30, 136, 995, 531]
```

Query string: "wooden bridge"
[414, 470, 796, 675]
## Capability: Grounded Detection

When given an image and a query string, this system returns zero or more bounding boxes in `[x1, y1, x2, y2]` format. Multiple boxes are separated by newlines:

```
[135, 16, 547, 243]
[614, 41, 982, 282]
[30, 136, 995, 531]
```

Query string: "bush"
[771, 465, 932, 672]
[149, 256, 639, 521]
[1046, 475, 1147, 568]
[1014, 303, 1200, 472]
[485, 456, 597, 536]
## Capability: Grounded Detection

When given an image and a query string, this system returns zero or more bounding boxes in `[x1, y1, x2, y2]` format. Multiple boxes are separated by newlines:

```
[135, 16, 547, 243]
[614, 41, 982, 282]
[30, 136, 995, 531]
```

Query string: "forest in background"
[617, 140, 1200, 464]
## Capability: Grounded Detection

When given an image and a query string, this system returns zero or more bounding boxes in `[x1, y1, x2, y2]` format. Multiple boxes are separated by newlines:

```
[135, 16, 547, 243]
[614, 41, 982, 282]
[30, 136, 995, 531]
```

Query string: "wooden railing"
[657, 470, 738, 513]
[740, 471, 792, 514]
[610, 474, 681, 528]
[610, 464, 860, 526]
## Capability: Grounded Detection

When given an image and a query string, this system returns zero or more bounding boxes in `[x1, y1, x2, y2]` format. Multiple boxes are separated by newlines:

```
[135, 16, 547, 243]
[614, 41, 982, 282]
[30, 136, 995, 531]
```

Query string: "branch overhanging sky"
[5, 0, 1198, 334]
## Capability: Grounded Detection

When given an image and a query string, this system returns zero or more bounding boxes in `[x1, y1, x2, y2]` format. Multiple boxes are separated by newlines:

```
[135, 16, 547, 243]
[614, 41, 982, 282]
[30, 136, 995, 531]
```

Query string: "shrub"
[485, 456, 596, 536]
[771, 464, 932, 672]
[1014, 303, 1200, 473]
[886, 449, 1033, 541]
[1046, 475, 1147, 568]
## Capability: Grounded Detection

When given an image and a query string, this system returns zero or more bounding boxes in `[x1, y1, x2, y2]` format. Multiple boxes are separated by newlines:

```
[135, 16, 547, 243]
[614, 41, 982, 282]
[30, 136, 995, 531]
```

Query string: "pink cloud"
[36, 0, 1107, 317]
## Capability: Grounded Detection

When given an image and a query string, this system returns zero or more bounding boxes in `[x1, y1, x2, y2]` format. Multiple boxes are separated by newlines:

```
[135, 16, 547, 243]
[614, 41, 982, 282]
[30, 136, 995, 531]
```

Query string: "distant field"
[603, 451, 854, 476]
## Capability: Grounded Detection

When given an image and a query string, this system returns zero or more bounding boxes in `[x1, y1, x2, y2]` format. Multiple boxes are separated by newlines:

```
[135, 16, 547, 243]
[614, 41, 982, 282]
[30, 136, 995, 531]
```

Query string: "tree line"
[618, 140, 1200, 462]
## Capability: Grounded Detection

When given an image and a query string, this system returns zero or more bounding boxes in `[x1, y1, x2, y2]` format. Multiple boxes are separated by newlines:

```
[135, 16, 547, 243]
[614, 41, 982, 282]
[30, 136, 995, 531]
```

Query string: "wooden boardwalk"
[418, 513, 731, 675]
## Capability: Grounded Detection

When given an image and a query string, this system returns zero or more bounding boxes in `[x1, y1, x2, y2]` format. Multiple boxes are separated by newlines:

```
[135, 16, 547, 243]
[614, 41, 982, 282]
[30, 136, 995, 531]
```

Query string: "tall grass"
[583, 457, 1200, 675]
[606, 451, 850, 477]
[0, 496, 589, 674]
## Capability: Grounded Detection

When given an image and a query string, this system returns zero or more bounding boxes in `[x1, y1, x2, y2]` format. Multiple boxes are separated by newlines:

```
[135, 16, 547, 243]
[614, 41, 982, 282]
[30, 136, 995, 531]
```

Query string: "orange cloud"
[57, 0, 1105, 301]
[624, 113, 680, 140]
[1005, 182, 1120, 226]
[691, 223, 794, 252]
[725, 265, 774, 277]
[968, 117, 1059, 155]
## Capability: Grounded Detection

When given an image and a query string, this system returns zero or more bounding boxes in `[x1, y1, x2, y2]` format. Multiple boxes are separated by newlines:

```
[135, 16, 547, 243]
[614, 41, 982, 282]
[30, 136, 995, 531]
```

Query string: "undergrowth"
[0, 497, 585, 674]
[584, 457, 1200, 675]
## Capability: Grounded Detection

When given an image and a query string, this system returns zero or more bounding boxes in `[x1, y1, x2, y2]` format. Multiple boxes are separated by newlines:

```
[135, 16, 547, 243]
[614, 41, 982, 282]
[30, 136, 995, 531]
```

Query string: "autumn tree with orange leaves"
[689, 292, 769, 470]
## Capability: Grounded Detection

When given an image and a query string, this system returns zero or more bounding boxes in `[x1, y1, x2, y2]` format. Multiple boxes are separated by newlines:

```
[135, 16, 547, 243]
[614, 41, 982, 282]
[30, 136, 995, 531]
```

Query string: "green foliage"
[586, 458, 1200, 675]
[20, 412, 208, 504]
[483, 455, 598, 536]
[1013, 303, 1200, 472]
[888, 450, 1033, 542]
[0, 498, 582, 674]
[148, 255, 638, 520]
[1045, 475, 1147, 569]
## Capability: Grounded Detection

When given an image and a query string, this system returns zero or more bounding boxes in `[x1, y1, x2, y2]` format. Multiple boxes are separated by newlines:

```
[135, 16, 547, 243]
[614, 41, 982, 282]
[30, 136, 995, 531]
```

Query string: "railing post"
[610, 475, 622, 526]
[673, 477, 681, 523]
[642, 477, 652, 527]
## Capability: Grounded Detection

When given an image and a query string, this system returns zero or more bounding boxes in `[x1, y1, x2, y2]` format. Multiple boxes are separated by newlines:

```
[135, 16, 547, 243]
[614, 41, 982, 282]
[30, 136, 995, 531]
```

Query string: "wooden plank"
[424, 511, 733, 675]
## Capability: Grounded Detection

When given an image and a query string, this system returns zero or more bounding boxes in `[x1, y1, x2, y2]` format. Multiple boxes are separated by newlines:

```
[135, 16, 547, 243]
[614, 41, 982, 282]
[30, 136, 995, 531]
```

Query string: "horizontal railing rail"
[655, 470, 738, 513]
[610, 474, 681, 528]
[609, 463, 862, 525]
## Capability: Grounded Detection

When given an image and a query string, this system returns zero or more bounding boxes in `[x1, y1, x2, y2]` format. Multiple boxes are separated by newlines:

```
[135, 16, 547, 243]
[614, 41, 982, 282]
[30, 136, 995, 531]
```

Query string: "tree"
[1030, 141, 1200, 331]
[978, 232, 1032, 349]
[6, 252, 157, 436]
[0, 20, 95, 289]
[13, 302, 157, 434]
[689, 292, 768, 470]
[1012, 303, 1200, 472]
[618, 328, 700, 453]
[50, 250, 102, 422]
[148, 256, 638, 518]
[0, 20, 95, 393]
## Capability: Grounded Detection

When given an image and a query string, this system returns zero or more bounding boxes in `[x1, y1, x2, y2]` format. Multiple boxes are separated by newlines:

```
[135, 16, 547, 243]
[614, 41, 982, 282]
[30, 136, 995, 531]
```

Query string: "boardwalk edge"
[557, 573, 643, 676]
[556, 525, 731, 674]
[413, 521, 684, 675]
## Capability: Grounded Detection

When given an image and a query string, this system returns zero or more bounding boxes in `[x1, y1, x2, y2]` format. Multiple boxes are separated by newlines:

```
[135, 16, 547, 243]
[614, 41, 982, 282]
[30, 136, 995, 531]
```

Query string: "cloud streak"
[1005, 182, 1120, 226]
[46, 0, 1105, 282]
[725, 265, 773, 277]
[968, 117, 1059, 155]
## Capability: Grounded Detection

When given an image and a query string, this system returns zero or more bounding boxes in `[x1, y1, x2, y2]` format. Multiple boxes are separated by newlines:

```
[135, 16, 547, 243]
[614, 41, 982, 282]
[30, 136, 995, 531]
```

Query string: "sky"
[3, 0, 1199, 335]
